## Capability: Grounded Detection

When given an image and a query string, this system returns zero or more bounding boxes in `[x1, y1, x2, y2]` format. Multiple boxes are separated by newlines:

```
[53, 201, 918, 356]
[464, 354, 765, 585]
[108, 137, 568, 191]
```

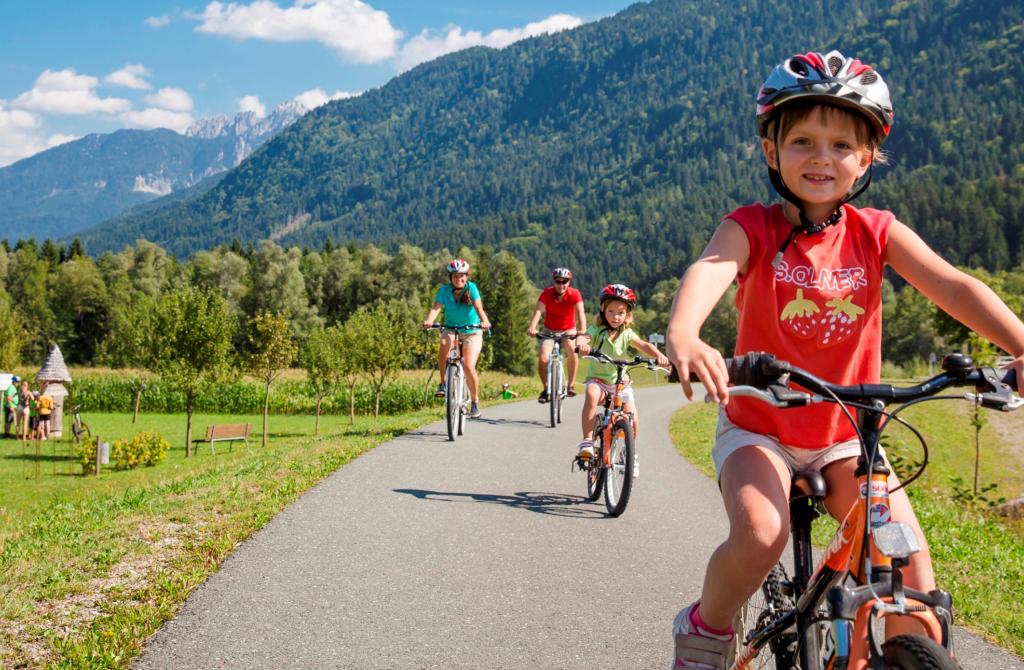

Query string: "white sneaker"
[576, 439, 595, 460]
[671, 602, 736, 670]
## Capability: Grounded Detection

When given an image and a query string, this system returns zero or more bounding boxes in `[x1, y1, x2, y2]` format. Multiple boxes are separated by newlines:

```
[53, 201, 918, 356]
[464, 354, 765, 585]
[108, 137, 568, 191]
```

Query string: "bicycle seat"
[790, 471, 826, 501]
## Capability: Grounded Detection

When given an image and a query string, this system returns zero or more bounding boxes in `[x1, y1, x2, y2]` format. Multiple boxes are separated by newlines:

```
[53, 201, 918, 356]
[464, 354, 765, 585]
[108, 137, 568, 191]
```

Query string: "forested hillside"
[76, 0, 1023, 296]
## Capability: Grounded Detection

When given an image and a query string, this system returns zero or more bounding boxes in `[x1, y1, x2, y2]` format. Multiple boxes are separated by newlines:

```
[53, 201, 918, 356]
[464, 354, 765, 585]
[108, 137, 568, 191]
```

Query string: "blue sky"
[0, 0, 636, 166]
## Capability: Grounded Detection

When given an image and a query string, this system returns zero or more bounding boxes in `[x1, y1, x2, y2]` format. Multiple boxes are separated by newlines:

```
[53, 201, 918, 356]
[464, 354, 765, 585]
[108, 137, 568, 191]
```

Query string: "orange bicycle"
[576, 351, 666, 517]
[713, 352, 1021, 670]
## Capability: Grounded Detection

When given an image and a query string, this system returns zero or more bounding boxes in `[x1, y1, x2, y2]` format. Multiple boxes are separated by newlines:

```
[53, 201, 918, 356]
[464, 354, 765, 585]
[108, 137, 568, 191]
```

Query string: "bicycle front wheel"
[457, 368, 467, 436]
[549, 357, 561, 428]
[740, 563, 797, 670]
[603, 418, 634, 516]
[445, 365, 458, 441]
[882, 635, 960, 670]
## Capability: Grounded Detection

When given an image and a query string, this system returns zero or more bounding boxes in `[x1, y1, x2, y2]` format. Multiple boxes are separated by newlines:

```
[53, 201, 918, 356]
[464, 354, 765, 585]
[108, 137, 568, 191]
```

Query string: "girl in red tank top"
[663, 51, 1024, 669]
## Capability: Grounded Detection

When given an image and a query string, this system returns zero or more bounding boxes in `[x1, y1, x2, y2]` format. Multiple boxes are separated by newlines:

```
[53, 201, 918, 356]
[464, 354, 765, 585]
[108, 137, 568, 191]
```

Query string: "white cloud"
[194, 0, 402, 63]
[395, 14, 582, 71]
[104, 64, 152, 90]
[120, 108, 194, 132]
[145, 14, 172, 28]
[292, 87, 357, 110]
[145, 87, 194, 112]
[13, 69, 132, 115]
[0, 104, 45, 167]
[238, 95, 266, 117]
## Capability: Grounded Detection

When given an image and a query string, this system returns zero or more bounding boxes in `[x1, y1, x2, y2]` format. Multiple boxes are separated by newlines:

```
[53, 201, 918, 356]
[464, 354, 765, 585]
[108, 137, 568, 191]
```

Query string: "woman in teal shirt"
[422, 258, 492, 418]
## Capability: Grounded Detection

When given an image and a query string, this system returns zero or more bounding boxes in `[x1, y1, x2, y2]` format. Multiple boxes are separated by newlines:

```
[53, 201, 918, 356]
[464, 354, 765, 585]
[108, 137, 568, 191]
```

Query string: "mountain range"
[0, 101, 308, 241]
[38, 0, 1024, 295]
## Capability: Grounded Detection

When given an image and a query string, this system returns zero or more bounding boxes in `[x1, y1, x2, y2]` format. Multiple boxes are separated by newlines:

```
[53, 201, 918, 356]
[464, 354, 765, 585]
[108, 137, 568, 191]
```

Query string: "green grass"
[0, 367, 539, 669]
[668, 400, 1024, 657]
[1, 411, 438, 668]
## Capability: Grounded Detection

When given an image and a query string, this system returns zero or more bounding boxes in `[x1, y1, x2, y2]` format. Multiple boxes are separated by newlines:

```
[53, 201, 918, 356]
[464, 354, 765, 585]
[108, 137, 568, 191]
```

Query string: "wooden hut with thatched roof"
[36, 344, 72, 437]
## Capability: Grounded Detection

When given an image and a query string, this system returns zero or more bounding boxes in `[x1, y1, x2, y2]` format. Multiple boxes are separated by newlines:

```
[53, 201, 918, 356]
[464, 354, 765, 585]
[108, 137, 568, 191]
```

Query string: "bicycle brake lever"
[965, 392, 1024, 412]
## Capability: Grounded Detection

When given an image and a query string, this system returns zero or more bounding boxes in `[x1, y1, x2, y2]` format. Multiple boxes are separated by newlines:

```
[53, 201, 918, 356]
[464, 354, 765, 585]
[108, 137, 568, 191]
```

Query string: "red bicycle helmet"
[551, 267, 573, 281]
[600, 283, 637, 307]
[756, 50, 893, 143]
[446, 258, 470, 274]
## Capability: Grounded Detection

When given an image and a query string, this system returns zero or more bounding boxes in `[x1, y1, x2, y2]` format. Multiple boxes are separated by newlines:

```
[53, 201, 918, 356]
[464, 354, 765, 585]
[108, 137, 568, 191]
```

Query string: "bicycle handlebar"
[534, 332, 579, 340]
[425, 324, 490, 334]
[583, 350, 668, 372]
[670, 352, 1021, 412]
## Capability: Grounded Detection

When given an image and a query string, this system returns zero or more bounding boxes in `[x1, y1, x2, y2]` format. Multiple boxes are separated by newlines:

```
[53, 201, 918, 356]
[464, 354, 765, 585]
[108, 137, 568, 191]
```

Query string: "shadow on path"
[393, 488, 608, 519]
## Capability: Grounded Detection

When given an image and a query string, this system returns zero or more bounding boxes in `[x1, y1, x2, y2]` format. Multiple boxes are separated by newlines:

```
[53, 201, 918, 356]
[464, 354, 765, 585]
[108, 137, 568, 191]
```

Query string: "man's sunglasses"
[554, 279, 570, 285]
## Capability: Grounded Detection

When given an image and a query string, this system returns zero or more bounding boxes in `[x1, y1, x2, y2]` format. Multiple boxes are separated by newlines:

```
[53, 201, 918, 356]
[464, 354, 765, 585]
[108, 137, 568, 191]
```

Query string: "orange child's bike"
[575, 351, 667, 517]
[712, 352, 1021, 670]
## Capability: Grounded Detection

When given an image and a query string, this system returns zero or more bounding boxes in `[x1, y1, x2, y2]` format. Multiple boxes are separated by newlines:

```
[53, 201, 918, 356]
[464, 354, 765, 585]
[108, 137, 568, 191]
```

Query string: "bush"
[68, 376, 439, 416]
[111, 432, 170, 471]
[75, 436, 98, 475]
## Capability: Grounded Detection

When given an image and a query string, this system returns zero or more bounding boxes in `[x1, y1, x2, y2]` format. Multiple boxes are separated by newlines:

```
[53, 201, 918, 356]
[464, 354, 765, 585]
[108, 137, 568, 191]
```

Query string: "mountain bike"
[427, 325, 481, 442]
[536, 331, 578, 428]
[707, 351, 1021, 670]
[70, 404, 90, 445]
[576, 351, 667, 517]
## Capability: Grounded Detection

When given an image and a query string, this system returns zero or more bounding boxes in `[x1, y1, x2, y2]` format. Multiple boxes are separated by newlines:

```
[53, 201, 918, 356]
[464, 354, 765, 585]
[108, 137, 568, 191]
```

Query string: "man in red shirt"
[526, 267, 587, 403]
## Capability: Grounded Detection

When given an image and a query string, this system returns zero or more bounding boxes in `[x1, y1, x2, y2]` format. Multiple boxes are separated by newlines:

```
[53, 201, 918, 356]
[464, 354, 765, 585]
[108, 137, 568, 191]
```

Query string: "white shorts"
[585, 379, 635, 406]
[711, 409, 881, 480]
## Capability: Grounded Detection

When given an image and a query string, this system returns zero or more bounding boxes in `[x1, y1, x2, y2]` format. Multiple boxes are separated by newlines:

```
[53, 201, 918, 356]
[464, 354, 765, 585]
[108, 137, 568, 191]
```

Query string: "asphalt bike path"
[135, 386, 1021, 669]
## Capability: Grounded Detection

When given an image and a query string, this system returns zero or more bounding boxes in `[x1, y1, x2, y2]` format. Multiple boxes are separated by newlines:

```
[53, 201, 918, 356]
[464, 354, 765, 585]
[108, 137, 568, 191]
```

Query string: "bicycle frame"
[427, 325, 475, 440]
[739, 405, 951, 670]
[728, 352, 1020, 670]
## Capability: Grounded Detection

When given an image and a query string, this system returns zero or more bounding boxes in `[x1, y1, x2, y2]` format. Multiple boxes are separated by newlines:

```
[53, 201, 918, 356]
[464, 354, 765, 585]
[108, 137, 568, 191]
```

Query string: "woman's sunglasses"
[554, 279, 570, 285]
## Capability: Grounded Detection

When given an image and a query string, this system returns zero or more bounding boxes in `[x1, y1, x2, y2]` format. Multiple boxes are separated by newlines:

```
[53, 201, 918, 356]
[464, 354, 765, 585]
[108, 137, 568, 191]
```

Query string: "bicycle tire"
[740, 563, 797, 670]
[586, 448, 605, 501]
[555, 359, 565, 424]
[457, 368, 467, 436]
[445, 365, 458, 441]
[882, 635, 960, 670]
[603, 418, 634, 516]
[549, 357, 560, 428]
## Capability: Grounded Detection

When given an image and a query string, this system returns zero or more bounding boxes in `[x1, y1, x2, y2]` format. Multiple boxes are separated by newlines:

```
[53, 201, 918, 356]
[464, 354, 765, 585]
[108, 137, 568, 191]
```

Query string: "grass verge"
[668, 400, 1024, 657]
[0, 407, 445, 669]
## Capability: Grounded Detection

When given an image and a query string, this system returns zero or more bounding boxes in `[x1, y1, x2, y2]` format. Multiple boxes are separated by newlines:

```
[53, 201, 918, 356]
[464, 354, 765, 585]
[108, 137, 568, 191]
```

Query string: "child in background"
[575, 284, 668, 478]
[665, 51, 1024, 669]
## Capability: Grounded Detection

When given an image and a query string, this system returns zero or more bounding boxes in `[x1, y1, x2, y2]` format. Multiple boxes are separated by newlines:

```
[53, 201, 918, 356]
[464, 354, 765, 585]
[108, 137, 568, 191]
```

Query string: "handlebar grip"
[667, 352, 781, 386]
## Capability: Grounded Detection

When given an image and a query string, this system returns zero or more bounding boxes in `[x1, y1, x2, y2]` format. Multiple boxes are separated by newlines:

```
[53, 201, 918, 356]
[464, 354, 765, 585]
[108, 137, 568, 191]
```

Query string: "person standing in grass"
[36, 384, 54, 441]
[3, 375, 19, 438]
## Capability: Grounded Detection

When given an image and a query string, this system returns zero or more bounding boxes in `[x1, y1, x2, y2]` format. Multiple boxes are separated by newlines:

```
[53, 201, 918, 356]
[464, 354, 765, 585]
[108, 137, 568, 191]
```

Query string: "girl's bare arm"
[887, 220, 1024, 390]
[666, 219, 749, 402]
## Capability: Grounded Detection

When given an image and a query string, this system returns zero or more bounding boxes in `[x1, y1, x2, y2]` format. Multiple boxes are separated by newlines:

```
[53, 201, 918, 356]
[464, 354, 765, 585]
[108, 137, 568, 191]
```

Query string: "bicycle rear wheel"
[586, 457, 604, 501]
[603, 418, 634, 516]
[445, 366, 458, 441]
[740, 563, 797, 670]
[882, 635, 960, 670]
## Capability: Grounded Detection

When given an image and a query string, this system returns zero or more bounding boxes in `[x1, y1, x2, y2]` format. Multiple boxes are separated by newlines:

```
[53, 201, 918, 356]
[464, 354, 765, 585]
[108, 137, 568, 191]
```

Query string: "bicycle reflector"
[872, 522, 921, 560]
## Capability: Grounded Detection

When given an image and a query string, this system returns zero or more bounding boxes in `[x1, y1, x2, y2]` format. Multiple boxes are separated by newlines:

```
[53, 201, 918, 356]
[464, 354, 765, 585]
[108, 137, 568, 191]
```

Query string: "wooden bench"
[193, 423, 251, 455]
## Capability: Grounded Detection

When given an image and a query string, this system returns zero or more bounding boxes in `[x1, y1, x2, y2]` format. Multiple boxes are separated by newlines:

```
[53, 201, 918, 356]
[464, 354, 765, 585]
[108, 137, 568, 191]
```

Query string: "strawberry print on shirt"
[775, 260, 868, 348]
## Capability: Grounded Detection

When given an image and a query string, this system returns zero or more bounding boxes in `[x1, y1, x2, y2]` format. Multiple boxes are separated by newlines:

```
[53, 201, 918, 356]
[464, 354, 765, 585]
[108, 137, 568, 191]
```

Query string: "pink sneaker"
[671, 602, 736, 670]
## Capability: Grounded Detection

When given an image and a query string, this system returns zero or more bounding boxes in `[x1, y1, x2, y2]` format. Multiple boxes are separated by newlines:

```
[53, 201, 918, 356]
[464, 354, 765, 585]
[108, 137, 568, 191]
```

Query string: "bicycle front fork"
[824, 571, 954, 670]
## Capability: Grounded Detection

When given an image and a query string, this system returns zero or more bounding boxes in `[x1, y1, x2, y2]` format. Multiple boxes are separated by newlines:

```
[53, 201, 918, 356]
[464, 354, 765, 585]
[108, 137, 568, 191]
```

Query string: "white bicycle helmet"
[446, 258, 470, 274]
